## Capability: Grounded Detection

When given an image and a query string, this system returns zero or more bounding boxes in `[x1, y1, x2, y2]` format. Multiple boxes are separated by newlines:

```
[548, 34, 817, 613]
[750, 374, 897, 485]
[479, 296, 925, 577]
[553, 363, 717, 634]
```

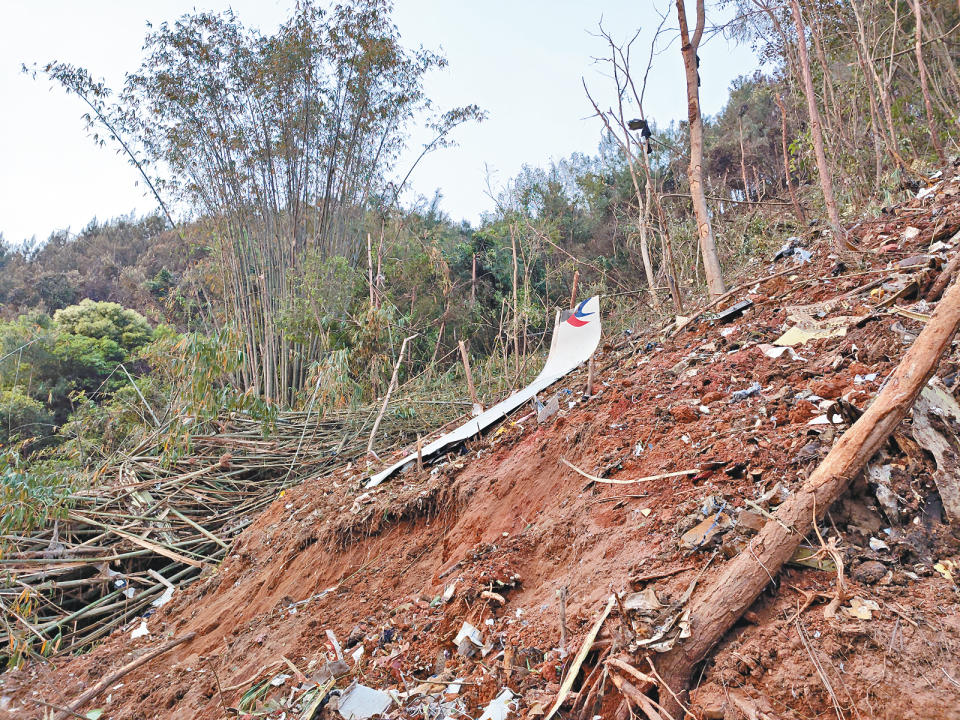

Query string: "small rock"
[811, 378, 845, 400]
[738, 510, 766, 533]
[853, 560, 888, 585]
[670, 405, 699, 423]
[789, 401, 817, 424]
[701, 390, 724, 404]
[345, 625, 365, 649]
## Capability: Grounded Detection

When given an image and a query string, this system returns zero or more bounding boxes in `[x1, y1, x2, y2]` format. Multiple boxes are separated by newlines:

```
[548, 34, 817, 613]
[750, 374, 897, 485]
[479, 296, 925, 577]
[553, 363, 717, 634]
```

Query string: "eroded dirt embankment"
[4, 169, 960, 720]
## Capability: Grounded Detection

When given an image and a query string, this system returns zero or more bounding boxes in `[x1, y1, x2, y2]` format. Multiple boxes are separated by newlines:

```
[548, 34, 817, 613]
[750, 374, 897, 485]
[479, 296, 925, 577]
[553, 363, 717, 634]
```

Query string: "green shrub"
[0, 390, 53, 444]
[53, 299, 153, 351]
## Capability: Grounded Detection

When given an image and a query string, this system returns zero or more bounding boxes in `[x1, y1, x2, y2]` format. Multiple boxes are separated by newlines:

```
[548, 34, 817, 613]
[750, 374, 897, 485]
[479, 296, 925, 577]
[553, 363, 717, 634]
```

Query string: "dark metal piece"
[713, 299, 753, 324]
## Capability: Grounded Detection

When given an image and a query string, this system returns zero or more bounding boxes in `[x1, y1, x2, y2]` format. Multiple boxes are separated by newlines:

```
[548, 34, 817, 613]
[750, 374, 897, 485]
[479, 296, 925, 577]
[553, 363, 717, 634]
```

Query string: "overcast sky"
[0, 0, 758, 245]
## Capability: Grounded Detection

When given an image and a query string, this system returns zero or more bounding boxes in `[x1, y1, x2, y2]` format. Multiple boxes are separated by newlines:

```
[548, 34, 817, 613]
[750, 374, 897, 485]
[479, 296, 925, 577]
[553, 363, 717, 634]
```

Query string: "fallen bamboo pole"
[560, 458, 696, 485]
[654, 270, 960, 711]
[458, 340, 481, 415]
[2, 401, 459, 661]
[367, 334, 417, 458]
[52, 632, 196, 720]
[544, 594, 615, 720]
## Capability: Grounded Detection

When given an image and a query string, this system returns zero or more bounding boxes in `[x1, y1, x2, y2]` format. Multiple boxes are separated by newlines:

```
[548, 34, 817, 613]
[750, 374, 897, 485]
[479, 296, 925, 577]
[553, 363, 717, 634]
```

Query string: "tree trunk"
[638, 195, 661, 311]
[458, 339, 480, 414]
[656, 199, 684, 313]
[850, 0, 909, 173]
[471, 253, 477, 307]
[641, 144, 683, 313]
[676, 0, 726, 300]
[655, 270, 960, 713]
[366, 334, 416, 458]
[738, 118, 750, 201]
[774, 93, 806, 225]
[789, 0, 842, 242]
[366, 232, 375, 307]
[510, 225, 520, 380]
[913, 0, 946, 162]
[923, 8, 960, 104]
[808, 6, 838, 138]
[850, 34, 889, 190]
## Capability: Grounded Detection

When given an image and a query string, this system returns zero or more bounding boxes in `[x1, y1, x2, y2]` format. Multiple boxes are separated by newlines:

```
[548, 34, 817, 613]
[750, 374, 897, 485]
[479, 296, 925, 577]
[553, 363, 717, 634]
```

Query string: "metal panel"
[366, 296, 602, 488]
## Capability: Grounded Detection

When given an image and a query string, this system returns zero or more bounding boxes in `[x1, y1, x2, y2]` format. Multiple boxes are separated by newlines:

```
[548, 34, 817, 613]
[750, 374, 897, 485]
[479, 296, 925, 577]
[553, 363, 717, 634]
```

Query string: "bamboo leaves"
[37, 0, 481, 406]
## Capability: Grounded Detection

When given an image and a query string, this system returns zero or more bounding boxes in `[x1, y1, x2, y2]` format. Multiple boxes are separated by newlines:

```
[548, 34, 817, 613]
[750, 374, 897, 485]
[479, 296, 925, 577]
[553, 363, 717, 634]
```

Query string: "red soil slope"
[4, 168, 960, 720]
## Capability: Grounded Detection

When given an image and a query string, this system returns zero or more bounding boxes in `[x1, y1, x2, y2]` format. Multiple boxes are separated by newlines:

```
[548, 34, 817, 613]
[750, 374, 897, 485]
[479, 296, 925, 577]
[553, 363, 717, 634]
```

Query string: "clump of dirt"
[3, 164, 960, 719]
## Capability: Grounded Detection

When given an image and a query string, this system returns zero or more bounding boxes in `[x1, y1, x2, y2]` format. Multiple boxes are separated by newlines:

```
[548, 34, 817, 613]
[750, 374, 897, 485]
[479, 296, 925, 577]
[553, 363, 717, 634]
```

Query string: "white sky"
[0, 0, 758, 245]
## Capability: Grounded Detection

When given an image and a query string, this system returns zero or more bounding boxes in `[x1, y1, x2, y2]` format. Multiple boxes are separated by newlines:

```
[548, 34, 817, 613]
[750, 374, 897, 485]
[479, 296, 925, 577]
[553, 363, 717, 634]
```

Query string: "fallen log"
[654, 270, 960, 711]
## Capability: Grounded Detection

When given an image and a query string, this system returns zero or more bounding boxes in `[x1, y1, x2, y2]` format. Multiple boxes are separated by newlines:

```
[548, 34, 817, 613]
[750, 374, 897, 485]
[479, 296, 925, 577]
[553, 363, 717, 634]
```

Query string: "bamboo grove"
[0, 0, 953, 488]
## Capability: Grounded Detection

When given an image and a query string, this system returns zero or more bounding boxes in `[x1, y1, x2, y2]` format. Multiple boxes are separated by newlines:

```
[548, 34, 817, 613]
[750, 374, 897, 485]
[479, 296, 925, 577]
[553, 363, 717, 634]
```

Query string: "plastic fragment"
[731, 382, 762, 401]
[338, 681, 392, 719]
[479, 688, 517, 720]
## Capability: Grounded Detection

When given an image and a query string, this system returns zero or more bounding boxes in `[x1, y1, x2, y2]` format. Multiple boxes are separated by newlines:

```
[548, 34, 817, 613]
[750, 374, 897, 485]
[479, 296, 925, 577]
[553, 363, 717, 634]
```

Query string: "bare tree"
[789, 0, 842, 242]
[774, 93, 805, 224]
[583, 30, 658, 311]
[676, 0, 726, 299]
[912, 0, 946, 162]
[849, 0, 909, 172]
[585, 18, 686, 313]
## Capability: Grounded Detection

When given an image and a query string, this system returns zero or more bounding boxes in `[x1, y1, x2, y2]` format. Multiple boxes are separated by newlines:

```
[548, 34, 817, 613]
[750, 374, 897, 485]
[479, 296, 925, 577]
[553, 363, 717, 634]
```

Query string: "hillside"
[3, 162, 960, 720]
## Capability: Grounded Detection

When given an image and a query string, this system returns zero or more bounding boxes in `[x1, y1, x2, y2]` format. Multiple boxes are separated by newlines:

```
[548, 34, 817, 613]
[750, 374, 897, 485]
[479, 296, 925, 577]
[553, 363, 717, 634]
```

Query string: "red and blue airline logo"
[566, 299, 595, 327]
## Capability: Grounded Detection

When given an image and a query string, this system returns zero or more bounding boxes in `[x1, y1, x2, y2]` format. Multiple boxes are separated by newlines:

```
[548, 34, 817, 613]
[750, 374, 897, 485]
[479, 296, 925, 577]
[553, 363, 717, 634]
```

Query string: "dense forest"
[1, 0, 958, 569]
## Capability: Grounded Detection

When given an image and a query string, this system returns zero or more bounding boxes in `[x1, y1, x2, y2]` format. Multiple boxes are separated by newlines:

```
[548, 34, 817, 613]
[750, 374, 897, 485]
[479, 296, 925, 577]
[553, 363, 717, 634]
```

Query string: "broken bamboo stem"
[544, 594, 615, 720]
[367, 334, 417, 457]
[654, 270, 960, 711]
[366, 233, 375, 307]
[560, 458, 696, 485]
[609, 671, 670, 720]
[458, 340, 481, 415]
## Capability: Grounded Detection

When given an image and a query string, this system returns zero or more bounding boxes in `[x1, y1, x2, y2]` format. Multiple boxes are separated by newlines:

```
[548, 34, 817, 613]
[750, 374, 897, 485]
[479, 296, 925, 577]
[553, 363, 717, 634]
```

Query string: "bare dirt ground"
[4, 167, 960, 719]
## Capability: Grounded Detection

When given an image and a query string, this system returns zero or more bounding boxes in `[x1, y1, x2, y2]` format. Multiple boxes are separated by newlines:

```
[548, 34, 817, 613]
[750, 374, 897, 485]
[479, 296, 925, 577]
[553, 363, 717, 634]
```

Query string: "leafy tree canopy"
[53, 299, 153, 352]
